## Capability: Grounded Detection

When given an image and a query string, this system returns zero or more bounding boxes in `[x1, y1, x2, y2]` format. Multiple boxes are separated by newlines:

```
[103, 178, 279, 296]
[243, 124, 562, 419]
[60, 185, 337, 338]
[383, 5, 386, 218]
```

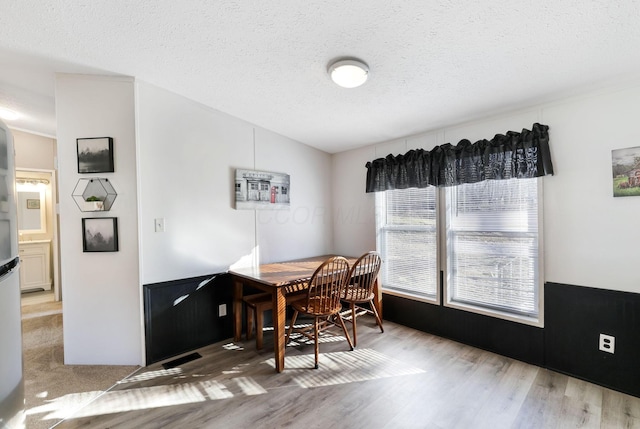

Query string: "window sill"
[382, 288, 438, 305]
[444, 300, 543, 328]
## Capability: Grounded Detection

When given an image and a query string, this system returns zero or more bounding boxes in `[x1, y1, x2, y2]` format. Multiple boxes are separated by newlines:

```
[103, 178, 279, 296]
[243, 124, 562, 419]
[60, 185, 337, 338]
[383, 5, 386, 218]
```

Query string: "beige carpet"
[21, 301, 140, 429]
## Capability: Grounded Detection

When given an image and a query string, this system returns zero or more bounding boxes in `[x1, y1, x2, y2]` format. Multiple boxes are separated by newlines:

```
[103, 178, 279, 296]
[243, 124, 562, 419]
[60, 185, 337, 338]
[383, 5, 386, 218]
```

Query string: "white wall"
[331, 146, 376, 257]
[254, 127, 333, 264]
[12, 129, 56, 171]
[136, 82, 333, 284]
[332, 84, 640, 294]
[53, 76, 332, 366]
[55, 74, 142, 365]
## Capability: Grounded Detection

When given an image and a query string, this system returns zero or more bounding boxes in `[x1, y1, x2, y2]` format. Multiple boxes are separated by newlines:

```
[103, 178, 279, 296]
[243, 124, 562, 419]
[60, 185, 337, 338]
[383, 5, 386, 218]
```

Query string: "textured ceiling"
[1, 1, 640, 153]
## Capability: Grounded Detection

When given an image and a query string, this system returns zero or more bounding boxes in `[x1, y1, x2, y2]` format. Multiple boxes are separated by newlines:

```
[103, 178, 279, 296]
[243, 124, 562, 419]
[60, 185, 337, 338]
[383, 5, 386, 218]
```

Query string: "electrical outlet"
[599, 333, 615, 354]
[218, 304, 227, 317]
[154, 218, 165, 232]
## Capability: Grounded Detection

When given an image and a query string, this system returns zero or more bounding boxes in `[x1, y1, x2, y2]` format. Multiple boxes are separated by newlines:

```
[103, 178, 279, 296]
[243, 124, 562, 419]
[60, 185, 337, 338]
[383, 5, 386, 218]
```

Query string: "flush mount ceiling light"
[328, 58, 369, 88]
[0, 107, 20, 121]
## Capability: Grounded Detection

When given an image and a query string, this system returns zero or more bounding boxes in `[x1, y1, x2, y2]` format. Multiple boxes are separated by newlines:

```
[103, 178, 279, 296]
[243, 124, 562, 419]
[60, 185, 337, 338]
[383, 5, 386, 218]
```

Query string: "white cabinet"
[19, 240, 51, 292]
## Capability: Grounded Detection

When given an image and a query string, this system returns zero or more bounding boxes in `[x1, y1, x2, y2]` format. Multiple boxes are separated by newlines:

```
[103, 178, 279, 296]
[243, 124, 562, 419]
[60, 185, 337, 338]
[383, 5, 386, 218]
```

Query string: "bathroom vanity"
[18, 240, 51, 292]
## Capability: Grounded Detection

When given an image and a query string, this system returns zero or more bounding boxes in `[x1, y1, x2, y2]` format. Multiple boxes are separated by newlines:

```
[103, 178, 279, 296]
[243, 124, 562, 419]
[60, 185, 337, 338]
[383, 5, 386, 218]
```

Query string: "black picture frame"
[82, 217, 118, 252]
[77, 137, 114, 173]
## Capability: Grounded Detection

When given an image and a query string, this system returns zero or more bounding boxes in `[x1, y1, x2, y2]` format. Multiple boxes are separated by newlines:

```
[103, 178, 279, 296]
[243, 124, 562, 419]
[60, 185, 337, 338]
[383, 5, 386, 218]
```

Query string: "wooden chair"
[340, 251, 383, 347]
[285, 256, 354, 369]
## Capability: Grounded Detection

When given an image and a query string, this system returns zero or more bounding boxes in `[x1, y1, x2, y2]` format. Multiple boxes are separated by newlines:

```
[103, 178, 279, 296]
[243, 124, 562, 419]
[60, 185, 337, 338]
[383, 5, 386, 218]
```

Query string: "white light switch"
[218, 304, 227, 317]
[154, 218, 165, 232]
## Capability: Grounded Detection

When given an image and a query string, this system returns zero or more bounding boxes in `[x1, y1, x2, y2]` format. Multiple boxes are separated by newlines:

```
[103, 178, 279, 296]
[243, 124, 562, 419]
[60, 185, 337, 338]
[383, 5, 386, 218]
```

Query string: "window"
[376, 187, 438, 301]
[376, 178, 542, 324]
[445, 178, 541, 320]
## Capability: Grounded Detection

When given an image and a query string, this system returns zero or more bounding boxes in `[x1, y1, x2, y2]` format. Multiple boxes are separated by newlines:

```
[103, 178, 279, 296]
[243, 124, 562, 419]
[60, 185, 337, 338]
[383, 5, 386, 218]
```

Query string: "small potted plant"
[84, 195, 104, 211]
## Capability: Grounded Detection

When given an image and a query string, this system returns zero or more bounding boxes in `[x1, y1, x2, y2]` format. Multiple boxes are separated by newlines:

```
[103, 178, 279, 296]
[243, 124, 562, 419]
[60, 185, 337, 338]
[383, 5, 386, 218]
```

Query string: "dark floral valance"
[365, 123, 553, 193]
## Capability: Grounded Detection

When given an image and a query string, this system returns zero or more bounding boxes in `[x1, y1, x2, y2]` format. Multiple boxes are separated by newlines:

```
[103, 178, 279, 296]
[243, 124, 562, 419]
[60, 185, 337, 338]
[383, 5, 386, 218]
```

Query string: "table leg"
[233, 279, 243, 342]
[272, 288, 287, 372]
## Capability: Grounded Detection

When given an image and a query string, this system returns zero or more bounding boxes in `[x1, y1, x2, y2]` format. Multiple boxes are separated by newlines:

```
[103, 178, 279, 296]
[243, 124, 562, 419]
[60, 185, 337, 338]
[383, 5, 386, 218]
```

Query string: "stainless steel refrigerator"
[0, 119, 25, 428]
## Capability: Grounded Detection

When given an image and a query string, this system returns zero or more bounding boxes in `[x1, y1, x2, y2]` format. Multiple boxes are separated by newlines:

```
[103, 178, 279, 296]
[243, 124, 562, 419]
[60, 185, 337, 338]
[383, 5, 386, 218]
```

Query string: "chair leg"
[335, 313, 354, 351]
[369, 299, 384, 333]
[256, 306, 264, 350]
[286, 310, 299, 345]
[313, 317, 320, 369]
[351, 302, 358, 348]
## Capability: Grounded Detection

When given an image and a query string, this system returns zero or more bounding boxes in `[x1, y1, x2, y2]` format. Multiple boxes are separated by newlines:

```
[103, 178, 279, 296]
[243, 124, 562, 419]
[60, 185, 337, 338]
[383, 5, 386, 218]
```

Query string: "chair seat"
[292, 297, 342, 317]
[342, 285, 375, 303]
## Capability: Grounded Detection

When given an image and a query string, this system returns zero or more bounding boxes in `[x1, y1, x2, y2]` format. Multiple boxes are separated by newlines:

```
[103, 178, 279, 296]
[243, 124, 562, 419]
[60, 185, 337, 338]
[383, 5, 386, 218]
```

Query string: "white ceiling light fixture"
[328, 58, 369, 88]
[0, 107, 20, 121]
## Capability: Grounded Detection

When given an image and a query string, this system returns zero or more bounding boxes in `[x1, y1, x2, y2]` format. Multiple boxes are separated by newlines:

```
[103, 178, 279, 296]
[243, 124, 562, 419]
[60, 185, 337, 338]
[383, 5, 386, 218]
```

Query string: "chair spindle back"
[347, 251, 382, 301]
[304, 256, 350, 314]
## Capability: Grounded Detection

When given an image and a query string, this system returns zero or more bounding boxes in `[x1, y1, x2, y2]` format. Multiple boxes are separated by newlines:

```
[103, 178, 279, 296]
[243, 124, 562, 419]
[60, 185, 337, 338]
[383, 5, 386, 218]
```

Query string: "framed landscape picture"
[82, 217, 118, 252]
[612, 146, 640, 197]
[77, 137, 114, 173]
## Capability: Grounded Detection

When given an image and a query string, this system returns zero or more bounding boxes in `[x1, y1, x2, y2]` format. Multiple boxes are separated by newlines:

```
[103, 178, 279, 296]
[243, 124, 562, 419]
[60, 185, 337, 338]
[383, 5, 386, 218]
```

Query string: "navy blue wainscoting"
[383, 282, 640, 398]
[545, 282, 640, 398]
[382, 294, 545, 366]
[143, 273, 234, 365]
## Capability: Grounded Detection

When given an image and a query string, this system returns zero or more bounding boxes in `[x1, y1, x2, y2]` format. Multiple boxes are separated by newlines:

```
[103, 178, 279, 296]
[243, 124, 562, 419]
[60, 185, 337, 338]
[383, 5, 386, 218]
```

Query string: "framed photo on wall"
[77, 137, 114, 173]
[612, 145, 640, 197]
[82, 217, 118, 252]
[234, 169, 291, 210]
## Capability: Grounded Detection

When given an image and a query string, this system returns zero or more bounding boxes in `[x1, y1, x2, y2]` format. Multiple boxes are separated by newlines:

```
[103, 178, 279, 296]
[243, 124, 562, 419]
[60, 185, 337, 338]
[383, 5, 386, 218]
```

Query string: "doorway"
[16, 169, 61, 304]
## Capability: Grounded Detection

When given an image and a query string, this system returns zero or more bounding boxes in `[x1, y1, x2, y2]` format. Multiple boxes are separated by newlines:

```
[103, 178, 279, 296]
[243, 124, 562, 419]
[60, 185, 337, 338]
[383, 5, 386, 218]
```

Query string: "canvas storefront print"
[235, 169, 290, 210]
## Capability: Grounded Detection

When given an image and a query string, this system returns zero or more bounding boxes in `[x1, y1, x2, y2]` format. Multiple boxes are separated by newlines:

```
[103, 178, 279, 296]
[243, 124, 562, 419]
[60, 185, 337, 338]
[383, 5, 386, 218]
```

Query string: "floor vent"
[162, 352, 202, 369]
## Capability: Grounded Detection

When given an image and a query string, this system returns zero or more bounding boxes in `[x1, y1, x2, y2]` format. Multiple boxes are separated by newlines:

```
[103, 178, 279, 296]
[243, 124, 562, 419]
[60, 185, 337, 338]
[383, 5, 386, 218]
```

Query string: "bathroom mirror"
[16, 187, 46, 234]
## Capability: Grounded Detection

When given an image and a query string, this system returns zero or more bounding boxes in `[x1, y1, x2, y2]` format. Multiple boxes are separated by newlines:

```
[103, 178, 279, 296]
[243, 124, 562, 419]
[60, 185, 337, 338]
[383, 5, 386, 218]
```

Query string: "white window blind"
[445, 178, 540, 318]
[376, 187, 438, 300]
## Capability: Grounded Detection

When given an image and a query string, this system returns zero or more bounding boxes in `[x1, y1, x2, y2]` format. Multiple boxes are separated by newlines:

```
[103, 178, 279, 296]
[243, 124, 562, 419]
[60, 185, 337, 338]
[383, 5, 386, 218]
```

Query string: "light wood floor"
[21, 289, 55, 306]
[52, 316, 640, 429]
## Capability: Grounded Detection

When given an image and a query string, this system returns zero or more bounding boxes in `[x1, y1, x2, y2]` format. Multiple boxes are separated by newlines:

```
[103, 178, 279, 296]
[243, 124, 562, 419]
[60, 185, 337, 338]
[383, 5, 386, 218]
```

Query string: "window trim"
[381, 287, 440, 305]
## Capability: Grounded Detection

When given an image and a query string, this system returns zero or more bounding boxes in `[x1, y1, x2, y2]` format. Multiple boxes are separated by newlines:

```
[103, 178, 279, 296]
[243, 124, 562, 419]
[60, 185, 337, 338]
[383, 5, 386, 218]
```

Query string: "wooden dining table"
[229, 254, 382, 373]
